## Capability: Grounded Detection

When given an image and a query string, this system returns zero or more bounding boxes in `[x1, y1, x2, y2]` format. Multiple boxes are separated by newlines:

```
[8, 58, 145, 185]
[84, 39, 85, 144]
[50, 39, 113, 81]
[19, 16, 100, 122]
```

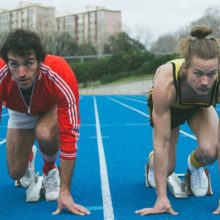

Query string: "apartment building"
[0, 3, 57, 33]
[57, 6, 122, 54]
[0, 4, 121, 54]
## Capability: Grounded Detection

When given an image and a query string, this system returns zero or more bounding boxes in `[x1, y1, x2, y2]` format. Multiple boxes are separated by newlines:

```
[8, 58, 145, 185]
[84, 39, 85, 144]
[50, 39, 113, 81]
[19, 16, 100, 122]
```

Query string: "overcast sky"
[1, 0, 220, 42]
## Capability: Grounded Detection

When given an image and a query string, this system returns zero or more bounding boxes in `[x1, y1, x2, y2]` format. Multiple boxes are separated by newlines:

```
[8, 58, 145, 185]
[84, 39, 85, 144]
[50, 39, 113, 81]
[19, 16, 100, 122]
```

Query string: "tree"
[132, 26, 153, 50]
[190, 8, 220, 38]
[77, 43, 97, 55]
[39, 32, 78, 56]
[0, 32, 8, 49]
[150, 7, 220, 55]
[150, 34, 178, 54]
[104, 32, 145, 54]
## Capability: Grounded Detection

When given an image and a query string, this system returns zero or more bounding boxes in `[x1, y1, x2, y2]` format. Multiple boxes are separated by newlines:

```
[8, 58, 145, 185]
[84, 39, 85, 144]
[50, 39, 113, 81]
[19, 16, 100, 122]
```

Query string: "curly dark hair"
[0, 29, 46, 63]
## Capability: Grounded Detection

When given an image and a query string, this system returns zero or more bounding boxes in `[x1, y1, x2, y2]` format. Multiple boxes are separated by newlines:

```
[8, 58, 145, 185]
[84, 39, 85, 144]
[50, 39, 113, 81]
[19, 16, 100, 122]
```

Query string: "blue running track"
[0, 95, 220, 220]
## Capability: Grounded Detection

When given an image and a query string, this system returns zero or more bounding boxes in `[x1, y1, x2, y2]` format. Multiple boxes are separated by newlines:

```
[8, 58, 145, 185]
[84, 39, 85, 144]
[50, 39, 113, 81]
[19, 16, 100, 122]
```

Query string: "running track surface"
[0, 95, 220, 220]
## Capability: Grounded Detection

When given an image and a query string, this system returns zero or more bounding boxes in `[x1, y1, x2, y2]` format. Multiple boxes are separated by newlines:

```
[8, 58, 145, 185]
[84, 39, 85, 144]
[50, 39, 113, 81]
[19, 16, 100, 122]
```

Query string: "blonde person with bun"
[135, 26, 220, 215]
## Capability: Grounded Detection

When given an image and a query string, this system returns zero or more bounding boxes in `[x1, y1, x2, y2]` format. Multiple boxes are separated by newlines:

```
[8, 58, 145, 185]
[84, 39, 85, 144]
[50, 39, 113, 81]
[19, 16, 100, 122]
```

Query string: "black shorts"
[147, 94, 200, 129]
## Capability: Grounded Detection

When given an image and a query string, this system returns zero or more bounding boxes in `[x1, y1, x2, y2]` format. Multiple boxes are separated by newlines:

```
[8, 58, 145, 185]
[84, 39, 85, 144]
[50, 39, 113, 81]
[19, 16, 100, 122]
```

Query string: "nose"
[17, 65, 27, 77]
[200, 75, 210, 87]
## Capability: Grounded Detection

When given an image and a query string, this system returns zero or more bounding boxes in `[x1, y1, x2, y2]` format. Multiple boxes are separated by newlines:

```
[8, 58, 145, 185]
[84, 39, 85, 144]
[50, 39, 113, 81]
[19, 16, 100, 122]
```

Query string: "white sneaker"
[19, 145, 37, 188]
[26, 174, 43, 202]
[43, 168, 60, 201]
[146, 163, 156, 188]
[188, 156, 208, 197]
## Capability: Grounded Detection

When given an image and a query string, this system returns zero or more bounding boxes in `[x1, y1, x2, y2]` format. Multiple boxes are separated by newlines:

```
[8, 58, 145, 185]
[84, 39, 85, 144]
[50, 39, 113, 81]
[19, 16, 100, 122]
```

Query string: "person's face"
[7, 52, 38, 89]
[186, 56, 219, 95]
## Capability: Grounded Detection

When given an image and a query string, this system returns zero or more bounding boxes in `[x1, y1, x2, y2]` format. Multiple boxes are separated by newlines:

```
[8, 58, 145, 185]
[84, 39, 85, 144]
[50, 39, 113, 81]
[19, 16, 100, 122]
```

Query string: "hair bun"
[191, 26, 212, 39]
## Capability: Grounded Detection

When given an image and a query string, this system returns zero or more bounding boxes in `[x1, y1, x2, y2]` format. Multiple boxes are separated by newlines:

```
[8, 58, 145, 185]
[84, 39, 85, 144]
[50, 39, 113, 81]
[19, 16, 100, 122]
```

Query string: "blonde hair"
[176, 26, 220, 67]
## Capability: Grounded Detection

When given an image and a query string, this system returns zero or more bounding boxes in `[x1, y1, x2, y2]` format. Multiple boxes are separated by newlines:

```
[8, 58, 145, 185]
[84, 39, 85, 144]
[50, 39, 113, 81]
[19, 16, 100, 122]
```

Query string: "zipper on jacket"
[27, 81, 36, 114]
[18, 80, 36, 114]
[27, 106, 31, 114]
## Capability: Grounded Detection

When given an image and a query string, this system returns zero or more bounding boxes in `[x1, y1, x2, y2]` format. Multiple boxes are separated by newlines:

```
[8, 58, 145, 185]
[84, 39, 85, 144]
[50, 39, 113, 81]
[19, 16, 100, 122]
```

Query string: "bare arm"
[53, 158, 90, 215]
[60, 158, 75, 193]
[152, 64, 175, 198]
[152, 102, 171, 198]
[136, 63, 177, 216]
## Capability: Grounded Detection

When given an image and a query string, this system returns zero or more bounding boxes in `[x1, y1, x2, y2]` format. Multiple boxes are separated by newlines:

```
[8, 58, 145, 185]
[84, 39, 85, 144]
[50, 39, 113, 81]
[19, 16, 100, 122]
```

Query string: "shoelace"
[44, 171, 59, 192]
[191, 168, 206, 187]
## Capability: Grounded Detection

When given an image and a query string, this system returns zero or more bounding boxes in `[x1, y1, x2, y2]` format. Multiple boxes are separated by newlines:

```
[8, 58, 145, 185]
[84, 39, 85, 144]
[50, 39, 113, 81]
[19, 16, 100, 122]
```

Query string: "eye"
[194, 71, 203, 76]
[8, 61, 18, 68]
[209, 71, 217, 76]
[24, 61, 34, 68]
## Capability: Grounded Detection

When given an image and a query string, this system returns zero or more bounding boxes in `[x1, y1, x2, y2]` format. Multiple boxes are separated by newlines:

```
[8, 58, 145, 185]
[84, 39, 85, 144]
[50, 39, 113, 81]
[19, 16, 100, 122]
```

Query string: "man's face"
[7, 52, 38, 90]
[187, 56, 219, 95]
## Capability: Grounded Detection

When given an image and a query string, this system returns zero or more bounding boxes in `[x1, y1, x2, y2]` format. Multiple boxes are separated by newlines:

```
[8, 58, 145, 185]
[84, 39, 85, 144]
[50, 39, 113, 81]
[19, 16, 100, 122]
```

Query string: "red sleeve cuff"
[60, 142, 77, 160]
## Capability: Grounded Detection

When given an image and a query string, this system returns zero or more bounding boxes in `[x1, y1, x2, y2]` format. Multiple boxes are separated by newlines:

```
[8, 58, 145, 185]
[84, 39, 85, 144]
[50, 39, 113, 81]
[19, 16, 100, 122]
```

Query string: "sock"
[40, 151, 58, 175]
[148, 151, 154, 167]
[43, 161, 56, 175]
[189, 151, 203, 168]
[28, 150, 33, 163]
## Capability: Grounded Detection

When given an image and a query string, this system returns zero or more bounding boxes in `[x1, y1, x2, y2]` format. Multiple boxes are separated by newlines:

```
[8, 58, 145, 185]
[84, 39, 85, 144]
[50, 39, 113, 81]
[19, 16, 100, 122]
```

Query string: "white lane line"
[118, 96, 146, 104]
[94, 97, 114, 220]
[2, 113, 8, 118]
[107, 97, 148, 117]
[90, 136, 110, 139]
[87, 206, 103, 211]
[107, 97, 197, 140]
[180, 130, 196, 140]
[0, 139, 6, 145]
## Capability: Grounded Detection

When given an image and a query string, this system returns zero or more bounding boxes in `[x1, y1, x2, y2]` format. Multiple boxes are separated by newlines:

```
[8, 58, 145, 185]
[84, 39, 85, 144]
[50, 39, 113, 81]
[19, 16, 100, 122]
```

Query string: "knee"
[35, 126, 57, 143]
[205, 150, 218, 162]
[35, 127, 50, 142]
[200, 144, 218, 163]
[8, 166, 26, 180]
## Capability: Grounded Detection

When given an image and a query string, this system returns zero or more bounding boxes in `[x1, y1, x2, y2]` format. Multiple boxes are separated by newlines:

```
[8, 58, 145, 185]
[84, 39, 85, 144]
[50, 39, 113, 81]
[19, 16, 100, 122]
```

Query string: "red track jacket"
[0, 54, 80, 160]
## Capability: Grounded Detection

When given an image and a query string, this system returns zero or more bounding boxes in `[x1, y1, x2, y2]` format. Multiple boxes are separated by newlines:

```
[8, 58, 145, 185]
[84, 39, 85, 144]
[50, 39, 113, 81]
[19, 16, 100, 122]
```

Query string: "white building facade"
[57, 7, 121, 54]
[0, 4, 121, 54]
[0, 3, 57, 33]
